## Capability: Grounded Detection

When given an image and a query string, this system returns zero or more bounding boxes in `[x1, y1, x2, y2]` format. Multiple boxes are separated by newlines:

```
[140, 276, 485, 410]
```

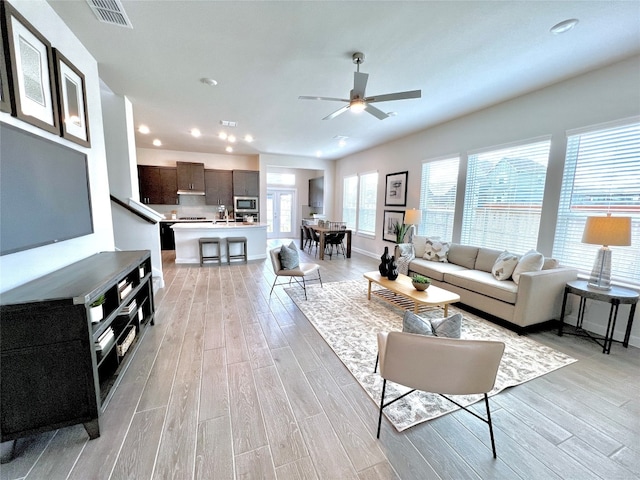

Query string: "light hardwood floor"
[2, 242, 639, 480]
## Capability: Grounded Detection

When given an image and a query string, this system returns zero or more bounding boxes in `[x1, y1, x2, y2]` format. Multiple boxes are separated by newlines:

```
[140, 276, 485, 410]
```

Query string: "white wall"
[335, 55, 640, 347]
[0, 0, 114, 293]
[137, 148, 258, 170]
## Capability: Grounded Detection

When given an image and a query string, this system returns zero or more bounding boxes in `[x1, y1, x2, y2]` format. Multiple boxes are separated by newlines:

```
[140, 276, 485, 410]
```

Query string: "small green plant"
[393, 221, 411, 244]
[90, 294, 106, 308]
[411, 274, 431, 284]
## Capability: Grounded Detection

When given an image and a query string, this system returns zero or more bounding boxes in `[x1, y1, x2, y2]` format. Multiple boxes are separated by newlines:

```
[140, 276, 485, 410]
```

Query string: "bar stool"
[226, 237, 247, 264]
[199, 237, 222, 266]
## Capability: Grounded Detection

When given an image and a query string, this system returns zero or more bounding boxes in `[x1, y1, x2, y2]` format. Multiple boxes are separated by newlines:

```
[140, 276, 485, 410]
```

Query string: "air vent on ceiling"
[86, 0, 133, 28]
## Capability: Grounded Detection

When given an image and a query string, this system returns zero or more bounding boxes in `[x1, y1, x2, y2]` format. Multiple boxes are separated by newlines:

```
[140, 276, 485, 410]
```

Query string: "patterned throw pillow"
[512, 249, 544, 284]
[402, 310, 462, 338]
[423, 238, 450, 262]
[278, 242, 300, 270]
[491, 250, 520, 281]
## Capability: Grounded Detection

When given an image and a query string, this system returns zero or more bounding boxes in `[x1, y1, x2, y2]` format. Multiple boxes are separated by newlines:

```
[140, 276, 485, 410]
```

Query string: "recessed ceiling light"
[316, 150, 322, 157]
[225, 146, 233, 153]
[152, 139, 162, 147]
[190, 128, 201, 137]
[218, 132, 227, 140]
[338, 139, 347, 147]
[244, 134, 254, 143]
[550, 18, 579, 35]
[138, 125, 150, 134]
[228, 134, 236, 143]
[200, 77, 218, 86]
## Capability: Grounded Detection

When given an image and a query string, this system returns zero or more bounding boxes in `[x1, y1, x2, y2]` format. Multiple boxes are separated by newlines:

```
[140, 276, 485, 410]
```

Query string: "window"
[342, 172, 378, 235]
[553, 120, 640, 285]
[461, 139, 551, 252]
[419, 157, 459, 239]
[267, 172, 295, 186]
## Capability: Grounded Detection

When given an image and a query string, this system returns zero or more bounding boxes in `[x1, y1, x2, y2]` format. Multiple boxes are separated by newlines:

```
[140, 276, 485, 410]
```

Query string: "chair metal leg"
[377, 379, 387, 439]
[374, 353, 379, 373]
[485, 393, 497, 458]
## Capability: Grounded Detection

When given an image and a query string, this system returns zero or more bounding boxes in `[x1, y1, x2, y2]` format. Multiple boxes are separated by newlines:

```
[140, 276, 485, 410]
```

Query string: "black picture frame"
[385, 171, 408, 206]
[2, 2, 59, 134]
[54, 48, 90, 147]
[383, 210, 405, 242]
[0, 5, 12, 114]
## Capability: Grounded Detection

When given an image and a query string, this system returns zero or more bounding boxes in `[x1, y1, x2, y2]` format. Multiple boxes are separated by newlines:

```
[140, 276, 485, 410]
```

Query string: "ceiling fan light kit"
[299, 52, 421, 121]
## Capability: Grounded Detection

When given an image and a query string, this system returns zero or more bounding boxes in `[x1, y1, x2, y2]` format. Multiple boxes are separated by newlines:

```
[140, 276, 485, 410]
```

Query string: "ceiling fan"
[299, 52, 421, 120]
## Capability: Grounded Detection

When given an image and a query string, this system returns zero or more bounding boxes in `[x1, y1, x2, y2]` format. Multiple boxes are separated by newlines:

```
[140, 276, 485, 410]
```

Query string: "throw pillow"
[491, 250, 520, 281]
[512, 249, 544, 284]
[402, 310, 462, 338]
[423, 237, 450, 263]
[278, 242, 300, 270]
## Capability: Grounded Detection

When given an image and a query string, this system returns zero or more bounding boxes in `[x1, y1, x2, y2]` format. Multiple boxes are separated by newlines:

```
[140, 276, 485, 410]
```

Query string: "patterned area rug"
[285, 280, 577, 432]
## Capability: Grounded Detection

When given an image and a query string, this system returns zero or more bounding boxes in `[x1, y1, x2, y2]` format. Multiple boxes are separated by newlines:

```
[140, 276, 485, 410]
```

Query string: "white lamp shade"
[582, 215, 631, 246]
[404, 209, 422, 225]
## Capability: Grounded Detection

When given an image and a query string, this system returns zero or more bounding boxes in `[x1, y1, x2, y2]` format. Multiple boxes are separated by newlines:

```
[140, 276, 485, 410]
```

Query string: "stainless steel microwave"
[234, 196, 258, 213]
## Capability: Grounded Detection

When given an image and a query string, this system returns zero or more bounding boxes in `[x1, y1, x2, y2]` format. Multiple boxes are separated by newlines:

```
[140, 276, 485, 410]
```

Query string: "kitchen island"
[172, 222, 268, 264]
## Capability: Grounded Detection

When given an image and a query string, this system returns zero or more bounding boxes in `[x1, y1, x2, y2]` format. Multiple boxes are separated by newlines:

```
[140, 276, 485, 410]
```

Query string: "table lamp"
[581, 213, 631, 290]
[404, 208, 422, 243]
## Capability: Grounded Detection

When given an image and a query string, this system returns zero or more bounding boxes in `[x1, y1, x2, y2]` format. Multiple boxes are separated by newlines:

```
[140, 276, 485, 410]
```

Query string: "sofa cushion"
[423, 238, 450, 262]
[409, 258, 467, 282]
[279, 241, 300, 269]
[447, 244, 479, 269]
[444, 270, 518, 304]
[512, 249, 544, 284]
[492, 251, 520, 280]
[402, 310, 462, 338]
[543, 257, 560, 270]
[475, 247, 504, 272]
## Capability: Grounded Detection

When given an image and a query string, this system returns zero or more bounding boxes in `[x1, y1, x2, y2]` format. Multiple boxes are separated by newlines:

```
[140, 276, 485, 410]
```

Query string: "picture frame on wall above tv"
[1, 2, 59, 134]
[54, 48, 90, 147]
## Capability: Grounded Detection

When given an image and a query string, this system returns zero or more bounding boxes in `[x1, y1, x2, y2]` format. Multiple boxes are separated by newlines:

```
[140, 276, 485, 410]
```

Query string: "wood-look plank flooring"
[2, 241, 639, 480]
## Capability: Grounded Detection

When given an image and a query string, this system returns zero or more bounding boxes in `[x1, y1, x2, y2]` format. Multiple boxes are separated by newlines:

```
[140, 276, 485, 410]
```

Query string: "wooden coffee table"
[364, 271, 460, 315]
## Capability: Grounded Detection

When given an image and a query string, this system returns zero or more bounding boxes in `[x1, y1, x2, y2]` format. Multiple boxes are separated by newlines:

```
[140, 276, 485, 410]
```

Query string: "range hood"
[177, 189, 205, 196]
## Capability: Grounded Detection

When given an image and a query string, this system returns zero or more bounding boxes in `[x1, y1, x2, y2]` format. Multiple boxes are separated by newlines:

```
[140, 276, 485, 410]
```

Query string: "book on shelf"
[96, 327, 115, 351]
[119, 283, 132, 300]
[117, 279, 128, 290]
[119, 299, 137, 315]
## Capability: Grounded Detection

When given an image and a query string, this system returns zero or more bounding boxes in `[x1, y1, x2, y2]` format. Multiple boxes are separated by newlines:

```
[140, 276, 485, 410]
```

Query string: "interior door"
[266, 189, 295, 239]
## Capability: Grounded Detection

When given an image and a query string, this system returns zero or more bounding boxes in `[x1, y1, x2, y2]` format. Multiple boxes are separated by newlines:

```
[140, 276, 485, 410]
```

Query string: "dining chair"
[269, 246, 322, 300]
[376, 332, 505, 458]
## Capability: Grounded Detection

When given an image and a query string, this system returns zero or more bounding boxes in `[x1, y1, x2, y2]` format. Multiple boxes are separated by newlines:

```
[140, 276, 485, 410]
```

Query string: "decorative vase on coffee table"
[387, 257, 399, 281]
[379, 247, 391, 277]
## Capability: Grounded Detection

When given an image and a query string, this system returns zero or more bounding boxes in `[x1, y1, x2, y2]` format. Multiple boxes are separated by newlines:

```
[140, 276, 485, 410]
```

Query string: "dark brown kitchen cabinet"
[309, 176, 324, 208]
[0, 251, 155, 445]
[138, 166, 178, 204]
[232, 170, 259, 196]
[177, 161, 205, 192]
[205, 169, 233, 207]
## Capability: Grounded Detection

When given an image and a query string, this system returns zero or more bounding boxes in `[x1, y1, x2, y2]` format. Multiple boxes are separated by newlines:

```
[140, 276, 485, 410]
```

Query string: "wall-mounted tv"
[1, 122, 94, 255]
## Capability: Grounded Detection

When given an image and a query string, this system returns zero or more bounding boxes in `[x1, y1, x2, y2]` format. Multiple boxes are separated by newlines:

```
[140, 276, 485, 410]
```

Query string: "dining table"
[300, 225, 352, 260]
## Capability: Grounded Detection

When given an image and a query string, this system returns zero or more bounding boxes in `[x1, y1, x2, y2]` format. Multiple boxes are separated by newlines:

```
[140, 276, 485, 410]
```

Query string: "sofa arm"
[512, 267, 578, 327]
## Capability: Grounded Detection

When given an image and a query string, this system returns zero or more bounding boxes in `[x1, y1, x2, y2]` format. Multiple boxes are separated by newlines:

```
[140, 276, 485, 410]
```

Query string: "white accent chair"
[376, 332, 505, 458]
[269, 247, 322, 300]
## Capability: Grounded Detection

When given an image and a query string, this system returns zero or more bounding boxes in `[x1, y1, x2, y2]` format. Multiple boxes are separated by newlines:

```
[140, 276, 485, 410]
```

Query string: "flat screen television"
[1, 122, 94, 255]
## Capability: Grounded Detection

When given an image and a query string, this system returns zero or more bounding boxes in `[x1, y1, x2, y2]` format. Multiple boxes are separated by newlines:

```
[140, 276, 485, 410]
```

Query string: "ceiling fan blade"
[299, 95, 349, 102]
[323, 105, 350, 120]
[353, 72, 368, 98]
[365, 89, 422, 103]
[365, 104, 389, 120]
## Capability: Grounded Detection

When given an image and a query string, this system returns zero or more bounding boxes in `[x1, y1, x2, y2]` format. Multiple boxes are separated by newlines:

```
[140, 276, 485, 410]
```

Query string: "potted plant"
[393, 221, 411, 244]
[89, 294, 106, 323]
[411, 274, 431, 291]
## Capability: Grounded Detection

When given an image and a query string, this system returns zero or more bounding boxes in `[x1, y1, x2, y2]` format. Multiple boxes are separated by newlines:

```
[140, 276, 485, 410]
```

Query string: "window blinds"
[419, 157, 459, 239]
[342, 175, 358, 230]
[358, 172, 378, 235]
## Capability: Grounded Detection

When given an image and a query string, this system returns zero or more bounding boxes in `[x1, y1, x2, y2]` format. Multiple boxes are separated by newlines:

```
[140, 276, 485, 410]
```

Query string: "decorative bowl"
[412, 281, 430, 291]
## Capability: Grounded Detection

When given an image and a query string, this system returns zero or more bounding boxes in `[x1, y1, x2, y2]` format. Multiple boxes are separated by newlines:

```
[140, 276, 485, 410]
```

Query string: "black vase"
[379, 247, 390, 276]
[387, 257, 399, 280]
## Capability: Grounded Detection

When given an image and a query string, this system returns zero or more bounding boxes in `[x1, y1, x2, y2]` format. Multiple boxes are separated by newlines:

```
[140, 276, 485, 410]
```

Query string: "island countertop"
[171, 222, 267, 264]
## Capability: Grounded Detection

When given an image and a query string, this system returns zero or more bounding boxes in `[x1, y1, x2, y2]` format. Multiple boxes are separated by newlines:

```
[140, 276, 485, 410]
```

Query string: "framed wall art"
[2, 2, 59, 134]
[0, 9, 12, 114]
[382, 210, 405, 242]
[385, 171, 408, 206]
[54, 49, 90, 147]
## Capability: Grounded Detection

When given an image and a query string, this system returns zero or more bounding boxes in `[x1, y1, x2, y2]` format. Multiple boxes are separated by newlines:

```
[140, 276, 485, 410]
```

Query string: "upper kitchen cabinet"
[177, 162, 205, 193]
[309, 176, 324, 209]
[138, 166, 178, 205]
[204, 169, 233, 207]
[232, 170, 259, 197]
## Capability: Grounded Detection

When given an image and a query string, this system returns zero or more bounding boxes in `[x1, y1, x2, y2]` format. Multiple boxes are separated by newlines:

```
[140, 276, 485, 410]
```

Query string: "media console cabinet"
[0, 250, 155, 446]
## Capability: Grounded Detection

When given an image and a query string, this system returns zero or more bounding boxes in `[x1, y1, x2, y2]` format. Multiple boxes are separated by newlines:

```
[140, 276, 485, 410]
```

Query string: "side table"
[558, 280, 638, 354]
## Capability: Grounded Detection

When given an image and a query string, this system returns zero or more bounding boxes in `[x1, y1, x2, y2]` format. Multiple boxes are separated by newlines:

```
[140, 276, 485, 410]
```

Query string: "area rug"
[285, 280, 577, 432]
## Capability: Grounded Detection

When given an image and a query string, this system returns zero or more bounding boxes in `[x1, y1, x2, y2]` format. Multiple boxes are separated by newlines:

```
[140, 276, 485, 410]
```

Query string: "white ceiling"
[47, 1, 640, 160]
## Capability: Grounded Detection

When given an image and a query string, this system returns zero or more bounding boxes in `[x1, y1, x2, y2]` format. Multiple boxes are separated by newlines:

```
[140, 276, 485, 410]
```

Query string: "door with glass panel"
[266, 189, 295, 239]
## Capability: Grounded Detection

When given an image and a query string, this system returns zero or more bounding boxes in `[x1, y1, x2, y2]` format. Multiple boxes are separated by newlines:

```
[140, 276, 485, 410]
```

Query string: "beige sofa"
[396, 236, 578, 329]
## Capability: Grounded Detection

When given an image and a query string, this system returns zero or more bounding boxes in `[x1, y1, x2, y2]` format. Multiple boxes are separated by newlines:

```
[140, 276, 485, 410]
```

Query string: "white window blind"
[419, 157, 459, 239]
[358, 172, 378, 235]
[553, 121, 640, 285]
[461, 139, 550, 252]
[343, 175, 358, 230]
